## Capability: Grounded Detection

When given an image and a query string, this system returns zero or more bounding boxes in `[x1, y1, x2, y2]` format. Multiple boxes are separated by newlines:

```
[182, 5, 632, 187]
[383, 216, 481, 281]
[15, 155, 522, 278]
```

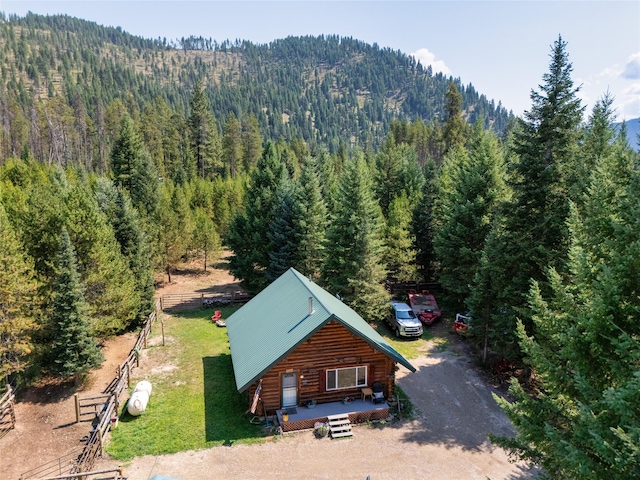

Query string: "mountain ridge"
[0, 12, 512, 154]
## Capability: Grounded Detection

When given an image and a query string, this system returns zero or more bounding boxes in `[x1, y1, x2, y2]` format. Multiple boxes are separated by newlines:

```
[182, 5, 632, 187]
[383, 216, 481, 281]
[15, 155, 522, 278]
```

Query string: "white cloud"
[598, 65, 622, 78]
[621, 52, 640, 80]
[410, 48, 451, 75]
[618, 82, 640, 119]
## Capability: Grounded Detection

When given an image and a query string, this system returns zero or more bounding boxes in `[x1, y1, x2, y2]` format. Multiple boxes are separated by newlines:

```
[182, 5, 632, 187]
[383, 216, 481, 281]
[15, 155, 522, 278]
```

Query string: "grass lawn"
[106, 307, 266, 461]
[378, 323, 433, 360]
[106, 307, 431, 461]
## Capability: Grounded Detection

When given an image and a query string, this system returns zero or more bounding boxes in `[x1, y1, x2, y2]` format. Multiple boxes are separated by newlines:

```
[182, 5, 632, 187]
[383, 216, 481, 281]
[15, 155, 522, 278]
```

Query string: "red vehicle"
[453, 313, 471, 335]
[407, 290, 442, 326]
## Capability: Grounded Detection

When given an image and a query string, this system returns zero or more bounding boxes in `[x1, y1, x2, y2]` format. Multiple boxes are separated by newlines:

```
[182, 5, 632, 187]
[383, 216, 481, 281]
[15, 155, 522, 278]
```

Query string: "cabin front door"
[281, 372, 298, 408]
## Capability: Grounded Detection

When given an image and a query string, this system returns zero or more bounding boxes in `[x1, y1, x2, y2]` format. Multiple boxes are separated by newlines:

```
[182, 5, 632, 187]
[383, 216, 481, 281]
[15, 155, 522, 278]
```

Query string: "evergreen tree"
[192, 207, 220, 272]
[432, 126, 506, 311]
[241, 114, 263, 172]
[0, 204, 38, 378]
[292, 155, 327, 280]
[493, 139, 640, 478]
[65, 183, 140, 335]
[155, 181, 186, 283]
[226, 142, 287, 292]
[322, 154, 389, 321]
[442, 82, 468, 155]
[469, 36, 584, 360]
[222, 112, 242, 177]
[384, 193, 418, 282]
[94, 179, 155, 325]
[110, 113, 159, 216]
[188, 80, 222, 179]
[266, 179, 299, 281]
[49, 228, 102, 378]
[413, 158, 438, 280]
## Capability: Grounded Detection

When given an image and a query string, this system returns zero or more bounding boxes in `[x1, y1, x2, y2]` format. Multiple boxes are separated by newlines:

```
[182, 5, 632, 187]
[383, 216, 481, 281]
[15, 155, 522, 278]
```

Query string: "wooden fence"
[0, 384, 16, 434]
[160, 291, 252, 311]
[20, 299, 161, 480]
[385, 280, 443, 296]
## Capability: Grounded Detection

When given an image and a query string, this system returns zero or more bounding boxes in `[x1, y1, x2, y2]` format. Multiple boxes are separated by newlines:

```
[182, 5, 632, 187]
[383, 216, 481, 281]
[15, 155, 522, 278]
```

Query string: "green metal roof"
[227, 268, 416, 392]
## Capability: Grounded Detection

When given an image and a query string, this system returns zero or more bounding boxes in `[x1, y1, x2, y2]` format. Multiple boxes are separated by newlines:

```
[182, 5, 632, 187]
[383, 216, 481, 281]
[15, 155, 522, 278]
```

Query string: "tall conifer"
[49, 228, 102, 378]
[469, 36, 584, 359]
[322, 154, 389, 321]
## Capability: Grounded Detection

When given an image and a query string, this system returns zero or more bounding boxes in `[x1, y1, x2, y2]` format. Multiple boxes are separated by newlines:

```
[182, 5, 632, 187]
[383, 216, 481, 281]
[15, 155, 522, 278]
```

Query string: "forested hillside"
[0, 12, 511, 165]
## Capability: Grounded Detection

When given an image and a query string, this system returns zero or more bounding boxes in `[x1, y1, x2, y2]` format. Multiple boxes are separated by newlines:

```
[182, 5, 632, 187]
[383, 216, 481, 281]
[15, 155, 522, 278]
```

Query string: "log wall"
[248, 320, 397, 415]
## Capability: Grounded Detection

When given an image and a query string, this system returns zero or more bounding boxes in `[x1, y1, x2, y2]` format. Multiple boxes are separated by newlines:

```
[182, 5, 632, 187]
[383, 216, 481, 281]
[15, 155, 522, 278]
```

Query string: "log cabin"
[227, 268, 416, 430]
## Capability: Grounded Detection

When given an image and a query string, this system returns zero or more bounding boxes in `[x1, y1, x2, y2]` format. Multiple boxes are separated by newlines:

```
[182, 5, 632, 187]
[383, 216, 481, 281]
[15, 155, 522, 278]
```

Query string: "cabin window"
[326, 366, 367, 390]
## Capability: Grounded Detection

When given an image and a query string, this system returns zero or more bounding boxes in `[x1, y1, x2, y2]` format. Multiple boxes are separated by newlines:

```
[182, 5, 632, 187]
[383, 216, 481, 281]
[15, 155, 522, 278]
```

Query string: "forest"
[0, 11, 639, 478]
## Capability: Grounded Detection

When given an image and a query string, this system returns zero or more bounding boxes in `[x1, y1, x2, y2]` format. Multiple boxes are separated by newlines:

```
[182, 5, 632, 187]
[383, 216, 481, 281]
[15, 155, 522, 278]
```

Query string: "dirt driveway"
[98, 327, 537, 480]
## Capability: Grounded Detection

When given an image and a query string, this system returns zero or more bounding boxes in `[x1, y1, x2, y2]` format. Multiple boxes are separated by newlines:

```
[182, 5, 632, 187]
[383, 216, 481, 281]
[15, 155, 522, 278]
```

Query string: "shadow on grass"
[203, 355, 261, 444]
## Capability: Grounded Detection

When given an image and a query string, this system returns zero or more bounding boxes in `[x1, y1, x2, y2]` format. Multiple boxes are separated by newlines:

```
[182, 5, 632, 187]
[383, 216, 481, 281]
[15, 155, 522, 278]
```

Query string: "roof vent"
[308, 297, 315, 315]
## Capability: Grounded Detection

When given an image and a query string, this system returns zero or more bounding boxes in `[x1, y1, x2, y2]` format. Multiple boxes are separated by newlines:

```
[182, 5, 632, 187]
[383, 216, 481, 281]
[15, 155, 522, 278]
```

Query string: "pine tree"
[222, 112, 242, 177]
[65, 183, 140, 336]
[94, 179, 155, 325]
[413, 158, 438, 280]
[49, 228, 102, 378]
[442, 82, 468, 155]
[188, 80, 222, 179]
[241, 114, 263, 172]
[384, 193, 418, 282]
[110, 113, 159, 216]
[266, 179, 299, 281]
[322, 154, 389, 321]
[493, 136, 640, 478]
[0, 204, 38, 378]
[432, 126, 506, 311]
[192, 207, 220, 272]
[469, 36, 584, 359]
[292, 155, 327, 280]
[226, 142, 287, 292]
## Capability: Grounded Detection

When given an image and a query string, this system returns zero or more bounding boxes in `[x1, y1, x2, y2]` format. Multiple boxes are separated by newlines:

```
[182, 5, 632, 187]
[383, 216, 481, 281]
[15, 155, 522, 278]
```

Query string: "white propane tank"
[135, 380, 152, 397]
[127, 380, 152, 416]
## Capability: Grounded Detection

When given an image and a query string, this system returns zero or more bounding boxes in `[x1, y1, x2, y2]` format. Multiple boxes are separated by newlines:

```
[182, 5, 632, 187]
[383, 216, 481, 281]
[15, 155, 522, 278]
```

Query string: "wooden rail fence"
[20, 299, 161, 480]
[0, 384, 16, 434]
[160, 291, 252, 311]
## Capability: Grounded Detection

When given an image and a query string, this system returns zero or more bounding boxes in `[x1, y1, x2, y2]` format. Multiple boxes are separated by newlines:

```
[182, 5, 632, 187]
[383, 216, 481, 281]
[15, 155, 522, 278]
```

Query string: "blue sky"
[3, 1, 639, 119]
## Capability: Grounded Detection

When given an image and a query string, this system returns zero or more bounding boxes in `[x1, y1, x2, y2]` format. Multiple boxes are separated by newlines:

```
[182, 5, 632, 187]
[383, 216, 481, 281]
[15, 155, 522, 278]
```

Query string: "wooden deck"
[276, 399, 389, 432]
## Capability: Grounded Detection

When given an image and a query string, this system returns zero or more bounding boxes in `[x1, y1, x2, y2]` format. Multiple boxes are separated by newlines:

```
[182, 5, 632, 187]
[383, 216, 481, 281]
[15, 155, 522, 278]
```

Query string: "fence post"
[162, 321, 165, 346]
[126, 363, 130, 389]
[8, 385, 15, 429]
[201, 292, 204, 307]
[74, 393, 80, 423]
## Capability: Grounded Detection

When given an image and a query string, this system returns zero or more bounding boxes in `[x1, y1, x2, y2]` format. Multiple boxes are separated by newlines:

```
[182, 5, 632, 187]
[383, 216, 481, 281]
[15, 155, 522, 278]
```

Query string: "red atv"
[408, 290, 442, 326]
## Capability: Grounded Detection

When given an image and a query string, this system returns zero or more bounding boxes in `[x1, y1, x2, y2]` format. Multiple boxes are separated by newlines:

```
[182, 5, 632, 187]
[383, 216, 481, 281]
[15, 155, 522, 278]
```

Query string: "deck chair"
[372, 381, 385, 404]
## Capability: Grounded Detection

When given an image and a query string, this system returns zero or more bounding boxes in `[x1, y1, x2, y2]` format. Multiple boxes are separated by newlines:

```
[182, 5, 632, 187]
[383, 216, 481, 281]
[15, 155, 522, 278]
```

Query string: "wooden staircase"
[327, 413, 353, 438]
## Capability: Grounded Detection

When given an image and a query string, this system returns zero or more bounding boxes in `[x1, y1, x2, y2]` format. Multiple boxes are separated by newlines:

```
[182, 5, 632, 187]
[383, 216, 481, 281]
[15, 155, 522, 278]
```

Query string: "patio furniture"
[361, 387, 373, 402]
